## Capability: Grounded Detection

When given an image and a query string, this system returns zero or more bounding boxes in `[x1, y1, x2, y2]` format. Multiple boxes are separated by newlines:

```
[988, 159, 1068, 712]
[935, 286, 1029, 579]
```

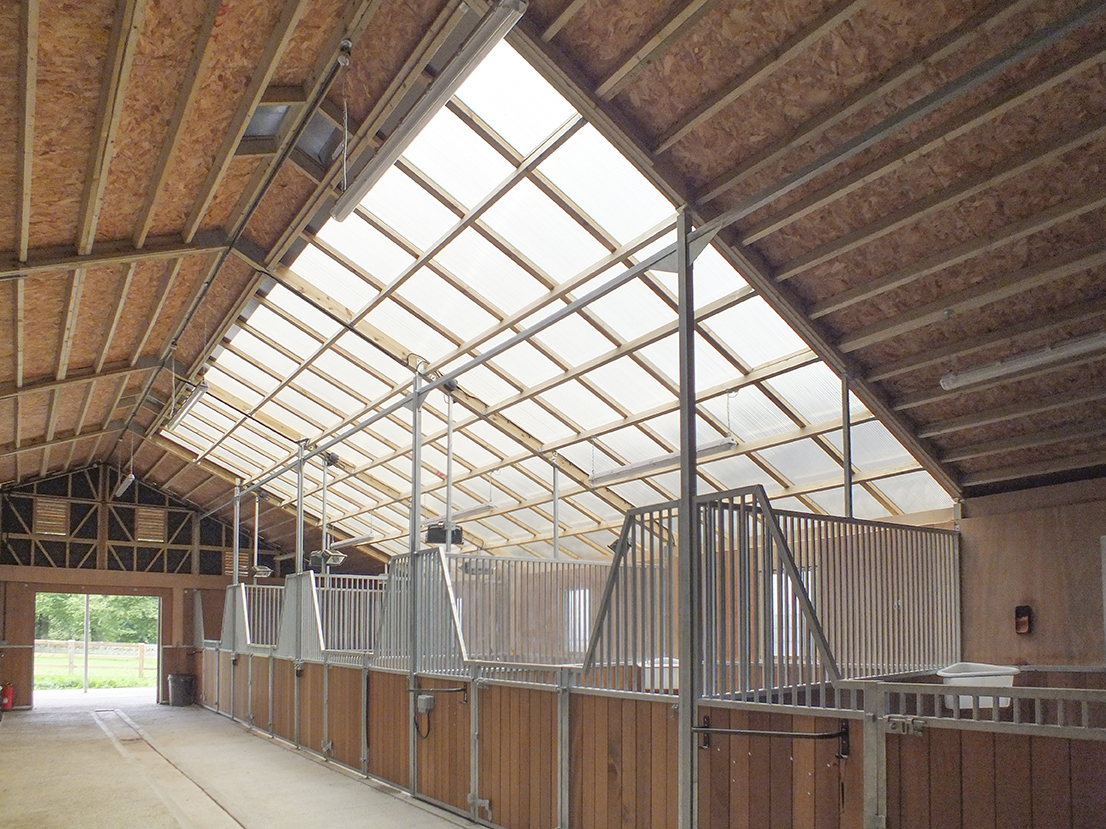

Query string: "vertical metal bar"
[252, 494, 260, 582]
[557, 673, 571, 828]
[408, 366, 424, 797]
[83, 593, 90, 694]
[552, 457, 560, 559]
[445, 390, 454, 552]
[863, 683, 887, 829]
[842, 372, 853, 518]
[675, 206, 700, 829]
[296, 442, 305, 575]
[470, 667, 481, 821]
[232, 481, 241, 585]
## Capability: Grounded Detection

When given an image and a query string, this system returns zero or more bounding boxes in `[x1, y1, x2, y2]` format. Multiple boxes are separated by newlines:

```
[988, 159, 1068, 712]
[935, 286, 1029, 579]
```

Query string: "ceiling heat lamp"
[331, 0, 527, 221]
[167, 381, 208, 430]
[939, 331, 1106, 391]
[589, 437, 738, 488]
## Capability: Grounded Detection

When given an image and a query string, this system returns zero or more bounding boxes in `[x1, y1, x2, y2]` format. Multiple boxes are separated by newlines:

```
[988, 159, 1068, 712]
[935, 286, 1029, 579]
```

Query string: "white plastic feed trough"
[937, 661, 1020, 710]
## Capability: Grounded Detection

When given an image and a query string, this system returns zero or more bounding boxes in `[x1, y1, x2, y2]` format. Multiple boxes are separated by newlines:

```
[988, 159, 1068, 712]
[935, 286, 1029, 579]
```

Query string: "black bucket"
[167, 673, 195, 707]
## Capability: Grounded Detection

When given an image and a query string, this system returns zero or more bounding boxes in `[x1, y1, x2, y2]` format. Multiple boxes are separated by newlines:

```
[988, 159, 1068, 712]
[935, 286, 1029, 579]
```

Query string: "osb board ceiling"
[518, 0, 1106, 497]
[2, 0, 1105, 569]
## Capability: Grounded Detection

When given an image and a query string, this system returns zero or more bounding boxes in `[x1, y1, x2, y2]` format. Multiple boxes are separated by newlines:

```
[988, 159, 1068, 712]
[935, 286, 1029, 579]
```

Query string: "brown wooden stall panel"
[1071, 739, 1106, 829]
[298, 662, 325, 754]
[367, 669, 410, 790]
[272, 658, 295, 743]
[415, 675, 471, 814]
[697, 707, 852, 829]
[249, 654, 270, 731]
[201, 648, 218, 708]
[327, 665, 365, 772]
[570, 693, 677, 829]
[233, 655, 249, 722]
[217, 650, 232, 715]
[479, 684, 556, 829]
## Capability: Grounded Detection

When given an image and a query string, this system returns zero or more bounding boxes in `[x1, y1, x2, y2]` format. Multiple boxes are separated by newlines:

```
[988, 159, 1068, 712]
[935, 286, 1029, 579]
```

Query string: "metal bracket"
[322, 740, 334, 756]
[887, 716, 925, 736]
[468, 793, 491, 820]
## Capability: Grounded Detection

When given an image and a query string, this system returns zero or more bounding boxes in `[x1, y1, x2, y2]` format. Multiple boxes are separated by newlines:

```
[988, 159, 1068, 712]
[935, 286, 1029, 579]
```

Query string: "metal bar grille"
[317, 574, 387, 652]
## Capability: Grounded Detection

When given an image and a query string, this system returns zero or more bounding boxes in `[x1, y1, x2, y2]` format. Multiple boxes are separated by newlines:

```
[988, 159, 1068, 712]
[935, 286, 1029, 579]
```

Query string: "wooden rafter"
[17, 0, 38, 262]
[0, 359, 161, 405]
[917, 386, 1106, 440]
[0, 422, 126, 459]
[961, 448, 1106, 488]
[56, 269, 85, 381]
[652, 0, 874, 155]
[0, 232, 226, 281]
[130, 258, 183, 365]
[540, 0, 588, 43]
[95, 263, 137, 372]
[78, 0, 148, 255]
[942, 422, 1106, 464]
[182, 0, 310, 242]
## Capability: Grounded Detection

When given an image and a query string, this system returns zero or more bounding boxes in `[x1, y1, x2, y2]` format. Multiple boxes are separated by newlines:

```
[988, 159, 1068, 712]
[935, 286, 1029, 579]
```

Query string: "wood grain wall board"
[21, 273, 66, 381]
[1070, 739, 1106, 829]
[479, 684, 557, 828]
[249, 653, 271, 731]
[367, 669, 410, 789]
[171, 253, 254, 372]
[233, 651, 250, 719]
[0, 581, 35, 706]
[327, 664, 365, 770]
[147, 0, 284, 237]
[271, 0, 349, 87]
[200, 156, 261, 235]
[272, 656, 295, 741]
[414, 675, 471, 812]
[28, 0, 117, 249]
[217, 648, 232, 714]
[1030, 735, 1072, 828]
[202, 646, 218, 706]
[994, 732, 1033, 828]
[0, 4, 20, 253]
[331, 0, 451, 126]
[134, 252, 217, 363]
[64, 265, 128, 372]
[244, 164, 317, 253]
[298, 660, 325, 753]
[95, 0, 212, 242]
[927, 727, 961, 829]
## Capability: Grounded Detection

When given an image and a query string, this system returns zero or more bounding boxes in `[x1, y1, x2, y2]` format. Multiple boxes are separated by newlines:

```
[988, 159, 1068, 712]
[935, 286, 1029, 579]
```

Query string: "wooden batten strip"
[918, 386, 1106, 440]
[133, 0, 223, 249]
[131, 257, 184, 364]
[0, 231, 227, 280]
[541, 0, 588, 43]
[17, 0, 39, 263]
[0, 422, 125, 458]
[653, 0, 874, 155]
[14, 279, 25, 387]
[56, 269, 85, 381]
[95, 262, 137, 372]
[596, 0, 722, 101]
[182, 0, 310, 242]
[78, 0, 148, 255]
[0, 360, 159, 405]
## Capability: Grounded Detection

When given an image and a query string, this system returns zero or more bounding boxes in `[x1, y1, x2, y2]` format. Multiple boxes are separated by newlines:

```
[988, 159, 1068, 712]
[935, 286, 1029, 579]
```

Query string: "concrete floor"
[0, 689, 476, 828]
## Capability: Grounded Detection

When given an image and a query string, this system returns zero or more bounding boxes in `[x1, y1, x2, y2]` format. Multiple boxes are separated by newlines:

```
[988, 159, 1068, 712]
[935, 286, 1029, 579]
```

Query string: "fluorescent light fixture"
[422, 502, 495, 526]
[167, 381, 208, 430]
[589, 437, 738, 487]
[330, 0, 527, 221]
[330, 532, 376, 549]
[113, 472, 135, 499]
[940, 331, 1106, 391]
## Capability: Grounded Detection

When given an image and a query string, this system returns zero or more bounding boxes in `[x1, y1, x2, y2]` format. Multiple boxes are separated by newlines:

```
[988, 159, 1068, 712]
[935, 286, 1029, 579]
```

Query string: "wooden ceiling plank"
[56, 268, 85, 381]
[918, 385, 1106, 439]
[840, 241, 1106, 353]
[17, 0, 39, 263]
[777, 110, 1106, 283]
[811, 185, 1106, 320]
[0, 232, 226, 281]
[265, 0, 469, 266]
[95, 263, 137, 373]
[960, 448, 1106, 488]
[541, 0, 589, 43]
[0, 422, 125, 459]
[74, 383, 96, 437]
[872, 296, 1106, 383]
[749, 38, 1106, 247]
[224, 0, 386, 237]
[698, 0, 1036, 204]
[943, 422, 1106, 464]
[78, 0, 148, 255]
[596, 0, 722, 100]
[653, 0, 875, 155]
[182, 0, 310, 242]
[132, 0, 222, 248]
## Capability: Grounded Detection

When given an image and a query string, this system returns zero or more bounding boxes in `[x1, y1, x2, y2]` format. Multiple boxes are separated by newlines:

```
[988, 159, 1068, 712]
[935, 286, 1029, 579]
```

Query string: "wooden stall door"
[414, 676, 471, 814]
[271, 658, 295, 743]
[298, 662, 325, 754]
[327, 665, 365, 771]
[367, 669, 410, 789]
[249, 654, 270, 731]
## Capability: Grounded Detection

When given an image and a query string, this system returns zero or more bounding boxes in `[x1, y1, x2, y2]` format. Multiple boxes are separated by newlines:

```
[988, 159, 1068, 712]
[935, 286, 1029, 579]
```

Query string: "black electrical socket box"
[1015, 605, 1032, 634]
[426, 523, 463, 546]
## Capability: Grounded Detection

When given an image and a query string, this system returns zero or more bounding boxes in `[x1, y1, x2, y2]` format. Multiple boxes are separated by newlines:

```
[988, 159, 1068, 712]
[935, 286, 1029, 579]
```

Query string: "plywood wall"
[272, 657, 295, 742]
[960, 478, 1106, 665]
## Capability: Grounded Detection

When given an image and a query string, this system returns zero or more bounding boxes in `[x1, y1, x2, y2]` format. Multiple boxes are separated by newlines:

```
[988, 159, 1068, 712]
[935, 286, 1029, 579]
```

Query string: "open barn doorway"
[32, 592, 160, 708]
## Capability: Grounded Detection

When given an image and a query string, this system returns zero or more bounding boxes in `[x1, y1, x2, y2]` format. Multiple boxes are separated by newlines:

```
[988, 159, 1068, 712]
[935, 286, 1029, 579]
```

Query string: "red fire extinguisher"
[0, 684, 13, 711]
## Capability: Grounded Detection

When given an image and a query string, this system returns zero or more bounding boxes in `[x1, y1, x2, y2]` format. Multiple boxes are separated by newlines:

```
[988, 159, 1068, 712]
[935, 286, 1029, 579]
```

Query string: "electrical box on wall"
[1015, 605, 1032, 634]
[417, 693, 435, 714]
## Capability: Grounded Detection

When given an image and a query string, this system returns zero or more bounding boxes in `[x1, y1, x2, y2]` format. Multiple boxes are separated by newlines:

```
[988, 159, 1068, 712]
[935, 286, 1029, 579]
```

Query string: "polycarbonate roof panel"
[170, 41, 953, 563]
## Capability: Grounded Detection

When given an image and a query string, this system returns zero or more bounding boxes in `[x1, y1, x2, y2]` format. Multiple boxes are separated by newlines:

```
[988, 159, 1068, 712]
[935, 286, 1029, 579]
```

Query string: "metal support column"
[842, 372, 853, 518]
[294, 440, 305, 747]
[557, 669, 571, 829]
[675, 206, 701, 829]
[552, 456, 561, 559]
[230, 481, 240, 722]
[408, 365, 425, 797]
[863, 683, 887, 829]
[468, 667, 483, 821]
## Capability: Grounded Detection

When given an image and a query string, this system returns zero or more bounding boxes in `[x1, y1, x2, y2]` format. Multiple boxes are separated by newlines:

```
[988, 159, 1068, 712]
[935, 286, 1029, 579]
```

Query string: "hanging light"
[167, 381, 208, 429]
[589, 437, 738, 487]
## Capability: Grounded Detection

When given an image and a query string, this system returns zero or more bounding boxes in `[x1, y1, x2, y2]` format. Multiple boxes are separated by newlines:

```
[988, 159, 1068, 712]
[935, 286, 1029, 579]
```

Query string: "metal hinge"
[322, 740, 333, 755]
[886, 716, 925, 736]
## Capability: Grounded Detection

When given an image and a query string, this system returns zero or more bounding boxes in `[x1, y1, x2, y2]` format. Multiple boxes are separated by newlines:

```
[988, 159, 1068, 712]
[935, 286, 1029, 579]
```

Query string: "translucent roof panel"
[290, 245, 375, 313]
[358, 166, 458, 249]
[394, 267, 498, 343]
[317, 215, 416, 286]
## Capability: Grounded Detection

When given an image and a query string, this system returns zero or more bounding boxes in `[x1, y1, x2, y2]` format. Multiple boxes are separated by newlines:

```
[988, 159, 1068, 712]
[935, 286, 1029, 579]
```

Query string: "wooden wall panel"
[479, 685, 556, 829]
[367, 669, 410, 789]
[327, 665, 365, 772]
[298, 661, 325, 754]
[232, 654, 249, 722]
[217, 650, 232, 715]
[0, 581, 35, 707]
[249, 654, 270, 731]
[272, 657, 295, 743]
[415, 675, 471, 813]
[570, 693, 677, 829]
[201, 647, 217, 708]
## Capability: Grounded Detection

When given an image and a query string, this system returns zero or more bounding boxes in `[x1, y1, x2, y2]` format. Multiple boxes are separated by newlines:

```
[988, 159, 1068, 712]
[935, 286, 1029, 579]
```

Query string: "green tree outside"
[34, 593, 159, 643]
